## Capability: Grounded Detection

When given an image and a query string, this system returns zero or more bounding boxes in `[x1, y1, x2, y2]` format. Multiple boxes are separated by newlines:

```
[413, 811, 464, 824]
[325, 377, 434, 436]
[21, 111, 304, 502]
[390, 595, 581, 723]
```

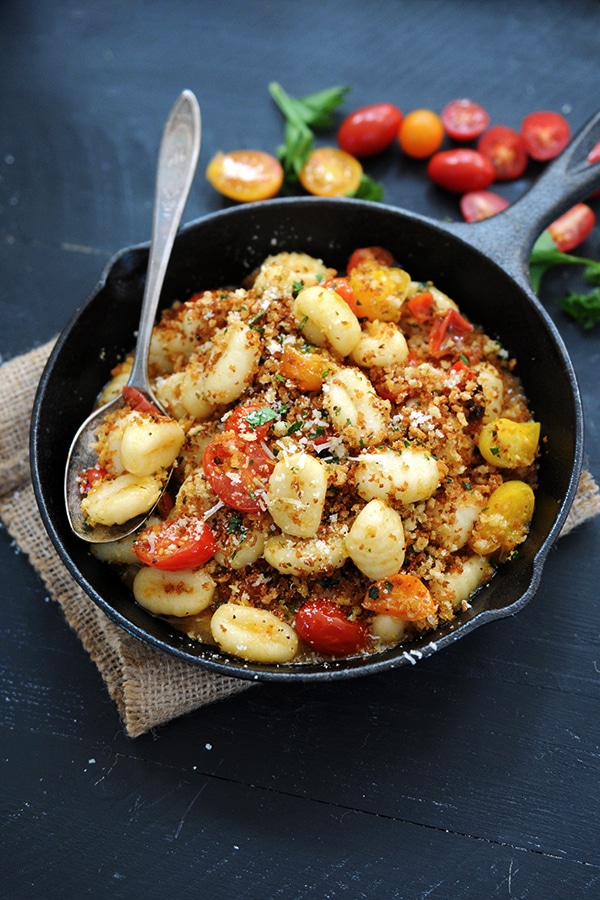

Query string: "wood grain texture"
[2, 0, 600, 896]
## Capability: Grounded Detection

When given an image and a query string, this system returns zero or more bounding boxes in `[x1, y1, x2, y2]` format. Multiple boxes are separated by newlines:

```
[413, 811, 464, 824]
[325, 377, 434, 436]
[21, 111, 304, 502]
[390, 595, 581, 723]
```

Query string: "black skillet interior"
[31, 196, 583, 680]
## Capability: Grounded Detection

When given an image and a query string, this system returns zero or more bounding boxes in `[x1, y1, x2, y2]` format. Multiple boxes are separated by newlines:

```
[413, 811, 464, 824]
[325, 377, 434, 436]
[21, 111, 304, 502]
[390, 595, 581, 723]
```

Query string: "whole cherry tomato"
[441, 98, 490, 141]
[520, 111, 571, 161]
[337, 102, 403, 157]
[427, 148, 495, 193]
[206, 150, 284, 202]
[477, 125, 528, 180]
[299, 147, 363, 197]
[134, 516, 217, 570]
[295, 598, 368, 657]
[547, 203, 596, 253]
[399, 109, 444, 159]
[460, 190, 509, 222]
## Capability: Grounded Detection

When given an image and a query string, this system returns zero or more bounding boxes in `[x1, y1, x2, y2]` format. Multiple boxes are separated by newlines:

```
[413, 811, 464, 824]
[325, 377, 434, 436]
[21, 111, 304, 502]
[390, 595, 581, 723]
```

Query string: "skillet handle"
[442, 108, 600, 292]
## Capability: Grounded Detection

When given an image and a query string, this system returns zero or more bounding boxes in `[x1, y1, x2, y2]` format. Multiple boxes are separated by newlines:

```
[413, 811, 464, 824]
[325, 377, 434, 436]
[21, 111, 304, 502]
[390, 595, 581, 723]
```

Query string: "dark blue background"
[2, 2, 600, 897]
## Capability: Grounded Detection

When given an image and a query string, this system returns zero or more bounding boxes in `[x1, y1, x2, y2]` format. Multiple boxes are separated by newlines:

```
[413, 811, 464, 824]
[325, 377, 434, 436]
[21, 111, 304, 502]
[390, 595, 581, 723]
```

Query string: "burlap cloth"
[1, 339, 599, 737]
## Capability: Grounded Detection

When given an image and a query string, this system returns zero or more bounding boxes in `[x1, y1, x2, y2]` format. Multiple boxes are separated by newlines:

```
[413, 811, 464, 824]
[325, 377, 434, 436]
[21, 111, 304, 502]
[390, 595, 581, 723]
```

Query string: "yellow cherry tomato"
[478, 418, 540, 468]
[399, 109, 445, 159]
[348, 261, 411, 321]
[363, 573, 436, 621]
[206, 150, 284, 202]
[469, 480, 535, 559]
[299, 147, 363, 197]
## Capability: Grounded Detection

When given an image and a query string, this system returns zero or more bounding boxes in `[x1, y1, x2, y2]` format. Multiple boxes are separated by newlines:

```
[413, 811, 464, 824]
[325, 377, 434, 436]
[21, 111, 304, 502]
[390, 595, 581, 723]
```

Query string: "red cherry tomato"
[78, 465, 107, 494]
[122, 385, 162, 415]
[460, 190, 510, 222]
[321, 276, 359, 316]
[346, 246, 395, 272]
[547, 203, 596, 253]
[202, 432, 274, 512]
[406, 291, 436, 323]
[337, 103, 403, 158]
[521, 111, 571, 161]
[134, 515, 217, 570]
[441, 98, 490, 141]
[587, 140, 600, 197]
[477, 125, 528, 180]
[295, 598, 368, 657]
[428, 308, 474, 357]
[427, 149, 495, 194]
[225, 403, 276, 441]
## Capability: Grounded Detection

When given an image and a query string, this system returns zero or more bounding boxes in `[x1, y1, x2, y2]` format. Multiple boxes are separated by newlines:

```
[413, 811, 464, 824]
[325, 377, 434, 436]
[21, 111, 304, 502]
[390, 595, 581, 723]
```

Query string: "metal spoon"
[64, 90, 201, 543]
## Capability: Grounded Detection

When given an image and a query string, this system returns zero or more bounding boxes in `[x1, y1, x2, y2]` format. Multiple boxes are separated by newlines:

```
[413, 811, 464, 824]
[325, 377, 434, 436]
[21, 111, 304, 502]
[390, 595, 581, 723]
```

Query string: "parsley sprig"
[530, 229, 600, 329]
[268, 81, 384, 200]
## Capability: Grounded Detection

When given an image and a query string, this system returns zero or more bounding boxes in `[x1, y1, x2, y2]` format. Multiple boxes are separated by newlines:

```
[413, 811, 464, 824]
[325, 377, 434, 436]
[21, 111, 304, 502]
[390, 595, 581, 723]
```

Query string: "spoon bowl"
[64, 90, 201, 543]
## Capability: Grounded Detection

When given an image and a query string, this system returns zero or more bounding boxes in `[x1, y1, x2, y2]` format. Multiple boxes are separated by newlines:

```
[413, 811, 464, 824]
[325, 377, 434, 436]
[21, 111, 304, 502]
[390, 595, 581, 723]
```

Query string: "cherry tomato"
[202, 432, 274, 512]
[337, 102, 403, 158]
[78, 465, 107, 495]
[399, 109, 444, 159]
[460, 190, 509, 222]
[134, 515, 217, 571]
[587, 140, 600, 197]
[428, 308, 474, 357]
[321, 276, 359, 315]
[206, 150, 284, 202]
[547, 203, 596, 253]
[225, 404, 275, 441]
[279, 345, 329, 392]
[427, 149, 495, 194]
[362, 573, 436, 620]
[406, 291, 436, 323]
[299, 147, 363, 197]
[346, 246, 394, 272]
[122, 385, 162, 415]
[441, 98, 490, 141]
[520, 111, 571, 161]
[295, 598, 368, 657]
[477, 125, 528, 181]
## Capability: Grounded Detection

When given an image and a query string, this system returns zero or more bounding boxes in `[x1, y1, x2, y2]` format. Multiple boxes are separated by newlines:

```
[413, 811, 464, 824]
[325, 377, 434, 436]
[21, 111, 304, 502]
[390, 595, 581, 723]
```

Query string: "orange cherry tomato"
[280, 345, 329, 392]
[548, 203, 596, 253]
[399, 109, 444, 159]
[363, 574, 436, 621]
[298, 147, 363, 197]
[206, 150, 284, 202]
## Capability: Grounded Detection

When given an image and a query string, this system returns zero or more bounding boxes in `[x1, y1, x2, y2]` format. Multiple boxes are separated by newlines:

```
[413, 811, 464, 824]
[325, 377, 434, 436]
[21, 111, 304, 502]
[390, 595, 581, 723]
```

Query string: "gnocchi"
[77, 247, 540, 664]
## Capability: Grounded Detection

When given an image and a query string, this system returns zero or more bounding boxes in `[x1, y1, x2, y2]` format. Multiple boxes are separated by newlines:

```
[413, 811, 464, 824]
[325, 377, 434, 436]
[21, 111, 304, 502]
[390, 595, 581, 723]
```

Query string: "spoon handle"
[127, 90, 201, 393]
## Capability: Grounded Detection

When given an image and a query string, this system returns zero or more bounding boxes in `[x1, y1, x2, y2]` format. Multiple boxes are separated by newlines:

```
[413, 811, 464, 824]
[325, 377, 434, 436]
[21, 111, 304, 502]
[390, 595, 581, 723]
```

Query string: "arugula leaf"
[350, 173, 385, 202]
[269, 81, 350, 182]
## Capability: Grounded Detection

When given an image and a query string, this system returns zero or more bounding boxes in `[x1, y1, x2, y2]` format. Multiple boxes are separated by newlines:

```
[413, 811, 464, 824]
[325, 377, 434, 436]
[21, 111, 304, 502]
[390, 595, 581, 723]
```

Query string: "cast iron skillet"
[31, 110, 600, 681]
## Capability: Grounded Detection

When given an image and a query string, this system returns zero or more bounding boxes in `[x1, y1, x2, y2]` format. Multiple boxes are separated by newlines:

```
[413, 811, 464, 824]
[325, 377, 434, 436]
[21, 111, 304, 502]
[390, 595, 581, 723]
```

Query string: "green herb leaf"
[558, 287, 600, 329]
[244, 407, 279, 428]
[529, 229, 600, 294]
[349, 173, 385, 202]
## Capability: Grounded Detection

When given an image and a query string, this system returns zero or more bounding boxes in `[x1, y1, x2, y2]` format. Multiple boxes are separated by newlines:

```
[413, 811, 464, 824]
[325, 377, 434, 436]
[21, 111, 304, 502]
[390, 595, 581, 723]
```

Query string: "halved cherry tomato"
[346, 246, 394, 272]
[547, 203, 596, 253]
[441, 99, 490, 141]
[428, 308, 474, 357]
[427, 149, 495, 193]
[134, 515, 217, 570]
[406, 291, 436, 323]
[477, 125, 528, 181]
[122, 385, 162, 415]
[362, 573, 436, 620]
[449, 356, 476, 383]
[399, 109, 444, 159]
[587, 140, 600, 197]
[225, 404, 276, 441]
[321, 276, 359, 316]
[280, 345, 329, 392]
[206, 150, 284, 202]
[295, 598, 368, 657]
[460, 190, 510, 222]
[202, 432, 274, 512]
[520, 111, 571, 161]
[298, 147, 363, 197]
[337, 103, 403, 158]
[78, 465, 107, 495]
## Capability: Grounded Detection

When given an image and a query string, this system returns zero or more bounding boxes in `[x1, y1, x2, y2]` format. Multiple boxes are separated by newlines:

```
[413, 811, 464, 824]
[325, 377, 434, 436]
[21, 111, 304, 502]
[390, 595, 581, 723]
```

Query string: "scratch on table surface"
[60, 242, 106, 255]
[172, 784, 208, 840]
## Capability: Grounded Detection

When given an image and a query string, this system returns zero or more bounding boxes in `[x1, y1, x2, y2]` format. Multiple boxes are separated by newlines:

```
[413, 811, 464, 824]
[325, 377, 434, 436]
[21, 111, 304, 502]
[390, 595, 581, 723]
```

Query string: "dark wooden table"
[2, 2, 600, 896]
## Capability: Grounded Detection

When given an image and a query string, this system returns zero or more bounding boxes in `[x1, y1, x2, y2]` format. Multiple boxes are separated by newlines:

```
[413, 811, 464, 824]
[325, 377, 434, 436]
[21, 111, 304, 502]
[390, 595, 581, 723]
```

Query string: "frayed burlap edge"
[1, 339, 598, 737]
